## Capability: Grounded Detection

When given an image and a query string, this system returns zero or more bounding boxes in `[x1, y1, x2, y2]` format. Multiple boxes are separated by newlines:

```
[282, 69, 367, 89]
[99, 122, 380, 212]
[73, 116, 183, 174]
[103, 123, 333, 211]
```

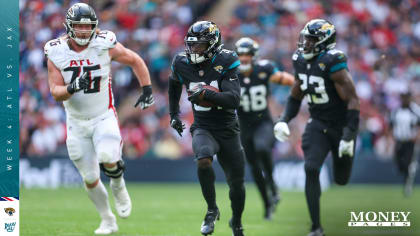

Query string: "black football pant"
[302, 119, 355, 229]
[240, 121, 276, 209]
[192, 128, 246, 225]
[394, 141, 415, 182]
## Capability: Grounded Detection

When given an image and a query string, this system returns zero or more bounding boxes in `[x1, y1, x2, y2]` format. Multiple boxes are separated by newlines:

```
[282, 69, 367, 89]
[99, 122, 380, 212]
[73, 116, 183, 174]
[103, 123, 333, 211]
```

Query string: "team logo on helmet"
[214, 65, 223, 73]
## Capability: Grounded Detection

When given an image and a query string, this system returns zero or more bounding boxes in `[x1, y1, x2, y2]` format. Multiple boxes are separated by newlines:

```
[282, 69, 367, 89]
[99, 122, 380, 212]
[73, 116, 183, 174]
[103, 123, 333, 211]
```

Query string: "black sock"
[259, 151, 277, 196]
[305, 166, 321, 229]
[198, 166, 217, 210]
[250, 165, 271, 207]
[229, 179, 245, 226]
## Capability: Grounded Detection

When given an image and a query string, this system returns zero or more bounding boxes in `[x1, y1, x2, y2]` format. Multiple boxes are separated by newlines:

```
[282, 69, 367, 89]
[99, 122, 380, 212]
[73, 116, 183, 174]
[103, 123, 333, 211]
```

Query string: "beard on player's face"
[73, 23, 94, 39]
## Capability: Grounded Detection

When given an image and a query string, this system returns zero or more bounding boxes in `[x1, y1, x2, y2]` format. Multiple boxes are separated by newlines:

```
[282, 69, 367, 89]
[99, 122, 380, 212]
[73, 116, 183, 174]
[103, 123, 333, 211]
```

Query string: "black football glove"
[134, 85, 155, 109]
[170, 116, 185, 137]
[187, 84, 205, 104]
[67, 72, 89, 94]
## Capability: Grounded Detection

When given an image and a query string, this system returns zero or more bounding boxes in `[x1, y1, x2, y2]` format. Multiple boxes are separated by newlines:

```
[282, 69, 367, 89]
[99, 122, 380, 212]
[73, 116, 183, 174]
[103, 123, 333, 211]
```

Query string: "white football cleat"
[94, 215, 118, 235]
[111, 184, 132, 218]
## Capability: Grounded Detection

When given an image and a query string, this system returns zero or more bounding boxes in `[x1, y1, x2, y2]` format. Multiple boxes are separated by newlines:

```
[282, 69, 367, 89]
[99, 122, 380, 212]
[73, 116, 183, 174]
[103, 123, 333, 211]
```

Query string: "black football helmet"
[235, 37, 259, 56]
[184, 21, 222, 64]
[298, 19, 336, 60]
[64, 3, 98, 46]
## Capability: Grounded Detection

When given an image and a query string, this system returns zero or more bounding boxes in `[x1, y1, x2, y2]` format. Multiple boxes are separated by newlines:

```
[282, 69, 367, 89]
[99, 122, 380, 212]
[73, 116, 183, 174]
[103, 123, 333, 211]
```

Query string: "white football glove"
[338, 140, 354, 158]
[274, 122, 290, 142]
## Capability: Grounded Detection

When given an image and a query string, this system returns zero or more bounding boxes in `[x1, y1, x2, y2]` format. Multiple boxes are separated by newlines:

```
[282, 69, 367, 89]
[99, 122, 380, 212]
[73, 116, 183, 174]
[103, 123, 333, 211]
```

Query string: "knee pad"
[100, 160, 125, 178]
[197, 145, 214, 159]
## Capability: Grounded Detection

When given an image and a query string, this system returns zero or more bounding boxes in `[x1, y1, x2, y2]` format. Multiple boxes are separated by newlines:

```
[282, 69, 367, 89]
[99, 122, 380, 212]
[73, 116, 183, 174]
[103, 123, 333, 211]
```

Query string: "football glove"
[67, 72, 89, 94]
[338, 139, 354, 158]
[274, 121, 290, 142]
[187, 84, 205, 104]
[170, 116, 185, 137]
[134, 85, 155, 109]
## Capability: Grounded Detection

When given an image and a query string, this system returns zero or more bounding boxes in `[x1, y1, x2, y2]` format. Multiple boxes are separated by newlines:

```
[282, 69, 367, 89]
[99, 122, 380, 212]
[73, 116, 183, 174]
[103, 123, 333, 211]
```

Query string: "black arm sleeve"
[279, 96, 302, 123]
[203, 70, 240, 109]
[342, 109, 360, 141]
[168, 77, 183, 118]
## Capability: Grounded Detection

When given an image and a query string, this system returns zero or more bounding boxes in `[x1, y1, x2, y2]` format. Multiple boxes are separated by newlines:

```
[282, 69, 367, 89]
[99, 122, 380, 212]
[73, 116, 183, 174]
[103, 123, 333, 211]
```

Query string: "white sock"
[110, 175, 125, 189]
[86, 180, 114, 220]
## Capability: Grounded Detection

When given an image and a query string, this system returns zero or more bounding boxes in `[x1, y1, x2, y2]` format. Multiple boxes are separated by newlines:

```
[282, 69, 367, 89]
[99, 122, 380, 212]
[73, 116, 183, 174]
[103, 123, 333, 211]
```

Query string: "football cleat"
[111, 183, 132, 218]
[229, 219, 244, 236]
[94, 215, 118, 235]
[200, 208, 220, 235]
[307, 227, 324, 236]
[264, 203, 275, 221]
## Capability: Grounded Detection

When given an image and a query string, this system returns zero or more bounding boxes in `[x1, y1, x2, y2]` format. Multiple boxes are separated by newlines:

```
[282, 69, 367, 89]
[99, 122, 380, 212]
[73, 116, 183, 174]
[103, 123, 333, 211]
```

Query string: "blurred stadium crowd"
[20, 0, 420, 160]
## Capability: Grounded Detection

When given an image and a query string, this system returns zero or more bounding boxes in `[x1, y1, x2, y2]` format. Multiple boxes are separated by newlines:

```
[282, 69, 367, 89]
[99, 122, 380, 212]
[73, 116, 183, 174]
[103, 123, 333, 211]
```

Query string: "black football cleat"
[229, 218, 244, 236]
[200, 208, 220, 235]
[264, 203, 275, 221]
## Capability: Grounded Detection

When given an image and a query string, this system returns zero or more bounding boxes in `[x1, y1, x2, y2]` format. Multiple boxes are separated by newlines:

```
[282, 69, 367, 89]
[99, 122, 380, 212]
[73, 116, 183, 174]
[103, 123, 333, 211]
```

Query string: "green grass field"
[21, 183, 419, 236]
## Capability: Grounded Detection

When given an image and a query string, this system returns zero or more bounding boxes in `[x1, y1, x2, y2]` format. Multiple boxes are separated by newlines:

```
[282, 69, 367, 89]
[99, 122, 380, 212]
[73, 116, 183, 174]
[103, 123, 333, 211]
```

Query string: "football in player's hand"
[188, 84, 219, 107]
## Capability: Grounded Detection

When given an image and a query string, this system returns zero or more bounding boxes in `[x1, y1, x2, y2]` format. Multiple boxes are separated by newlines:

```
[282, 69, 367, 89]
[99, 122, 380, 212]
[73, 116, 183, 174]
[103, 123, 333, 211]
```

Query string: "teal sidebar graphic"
[0, 1, 19, 197]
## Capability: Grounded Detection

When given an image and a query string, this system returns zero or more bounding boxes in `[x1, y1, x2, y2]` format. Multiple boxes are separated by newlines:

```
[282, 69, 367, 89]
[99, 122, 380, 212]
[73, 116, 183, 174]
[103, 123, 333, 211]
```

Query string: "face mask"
[238, 63, 251, 72]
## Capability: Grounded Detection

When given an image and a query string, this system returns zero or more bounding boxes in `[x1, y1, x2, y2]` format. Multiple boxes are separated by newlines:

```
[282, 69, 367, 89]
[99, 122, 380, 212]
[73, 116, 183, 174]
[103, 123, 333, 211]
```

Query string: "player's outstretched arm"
[269, 71, 295, 86]
[331, 69, 360, 157]
[110, 42, 154, 109]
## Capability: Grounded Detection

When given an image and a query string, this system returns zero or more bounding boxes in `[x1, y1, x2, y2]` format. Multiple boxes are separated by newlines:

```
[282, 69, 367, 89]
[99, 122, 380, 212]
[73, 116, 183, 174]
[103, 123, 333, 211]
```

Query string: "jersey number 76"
[64, 65, 101, 94]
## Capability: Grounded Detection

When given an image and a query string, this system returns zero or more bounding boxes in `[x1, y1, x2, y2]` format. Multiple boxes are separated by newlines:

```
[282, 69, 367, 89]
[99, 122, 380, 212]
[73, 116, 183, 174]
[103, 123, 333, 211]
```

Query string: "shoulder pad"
[217, 48, 239, 71]
[257, 59, 270, 66]
[327, 49, 345, 56]
[44, 37, 66, 60]
[91, 30, 117, 50]
[326, 49, 348, 73]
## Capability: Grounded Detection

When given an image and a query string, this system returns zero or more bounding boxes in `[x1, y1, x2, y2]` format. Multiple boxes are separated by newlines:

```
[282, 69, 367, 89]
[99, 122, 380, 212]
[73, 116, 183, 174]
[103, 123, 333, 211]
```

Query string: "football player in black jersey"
[235, 37, 294, 220]
[273, 19, 360, 236]
[168, 21, 245, 236]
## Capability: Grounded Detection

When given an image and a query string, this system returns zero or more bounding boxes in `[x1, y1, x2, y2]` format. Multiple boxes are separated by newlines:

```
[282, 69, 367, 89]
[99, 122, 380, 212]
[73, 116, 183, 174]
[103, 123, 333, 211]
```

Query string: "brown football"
[189, 85, 219, 108]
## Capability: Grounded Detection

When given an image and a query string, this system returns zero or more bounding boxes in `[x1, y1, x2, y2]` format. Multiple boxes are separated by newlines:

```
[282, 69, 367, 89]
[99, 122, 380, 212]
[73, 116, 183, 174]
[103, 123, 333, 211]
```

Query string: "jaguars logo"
[214, 65, 223, 73]
[258, 72, 267, 79]
[4, 208, 15, 216]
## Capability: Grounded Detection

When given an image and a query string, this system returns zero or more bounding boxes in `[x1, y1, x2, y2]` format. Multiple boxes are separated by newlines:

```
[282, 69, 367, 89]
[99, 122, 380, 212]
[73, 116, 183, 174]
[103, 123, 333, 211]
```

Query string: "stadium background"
[19, 0, 420, 235]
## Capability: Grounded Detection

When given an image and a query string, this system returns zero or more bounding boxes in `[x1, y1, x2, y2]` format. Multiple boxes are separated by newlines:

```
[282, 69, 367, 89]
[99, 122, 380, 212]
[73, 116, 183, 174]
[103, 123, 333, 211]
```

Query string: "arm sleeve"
[168, 76, 183, 118]
[203, 69, 240, 109]
[279, 96, 302, 123]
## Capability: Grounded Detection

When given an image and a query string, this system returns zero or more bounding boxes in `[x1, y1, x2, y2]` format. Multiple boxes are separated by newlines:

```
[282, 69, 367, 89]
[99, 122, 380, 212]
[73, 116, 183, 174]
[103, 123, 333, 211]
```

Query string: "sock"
[105, 165, 124, 188]
[305, 167, 321, 229]
[86, 180, 114, 220]
[259, 151, 277, 196]
[198, 166, 217, 210]
[229, 179, 245, 226]
[250, 164, 270, 207]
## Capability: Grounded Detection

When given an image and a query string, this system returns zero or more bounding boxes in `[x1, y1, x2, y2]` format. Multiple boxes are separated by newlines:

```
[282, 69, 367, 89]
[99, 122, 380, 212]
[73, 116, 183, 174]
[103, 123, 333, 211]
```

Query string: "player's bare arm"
[110, 42, 154, 109]
[110, 42, 151, 87]
[47, 59, 71, 101]
[269, 71, 295, 86]
[331, 69, 360, 111]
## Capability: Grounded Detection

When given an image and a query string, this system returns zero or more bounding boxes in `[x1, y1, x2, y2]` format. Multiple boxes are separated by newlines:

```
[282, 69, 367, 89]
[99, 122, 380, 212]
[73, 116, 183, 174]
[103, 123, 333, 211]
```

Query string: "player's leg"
[396, 141, 416, 196]
[66, 123, 116, 235]
[93, 111, 131, 219]
[301, 119, 331, 235]
[254, 121, 279, 209]
[192, 128, 220, 235]
[241, 128, 272, 219]
[217, 133, 245, 236]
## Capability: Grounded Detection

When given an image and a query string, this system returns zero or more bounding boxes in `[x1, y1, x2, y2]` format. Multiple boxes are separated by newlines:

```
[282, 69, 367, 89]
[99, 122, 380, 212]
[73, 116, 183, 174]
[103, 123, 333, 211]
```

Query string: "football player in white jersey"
[44, 3, 154, 235]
